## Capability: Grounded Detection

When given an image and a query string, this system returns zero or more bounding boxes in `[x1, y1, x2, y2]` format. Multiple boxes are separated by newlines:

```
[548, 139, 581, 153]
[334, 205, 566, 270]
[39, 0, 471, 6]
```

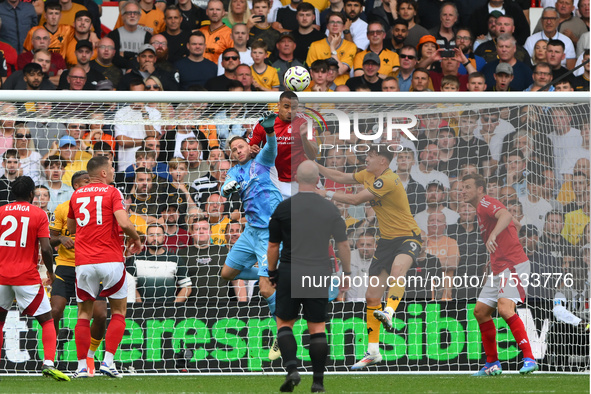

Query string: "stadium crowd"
[0, 0, 588, 92]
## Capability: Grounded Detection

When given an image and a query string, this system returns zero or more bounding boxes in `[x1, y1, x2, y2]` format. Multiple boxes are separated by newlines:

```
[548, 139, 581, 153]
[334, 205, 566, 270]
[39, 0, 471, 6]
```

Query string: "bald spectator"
[58, 40, 106, 90]
[16, 28, 66, 84]
[225, 23, 253, 69]
[161, 5, 190, 64]
[524, 7, 576, 69]
[90, 37, 123, 88]
[480, 33, 533, 91]
[200, 0, 234, 64]
[424, 211, 460, 300]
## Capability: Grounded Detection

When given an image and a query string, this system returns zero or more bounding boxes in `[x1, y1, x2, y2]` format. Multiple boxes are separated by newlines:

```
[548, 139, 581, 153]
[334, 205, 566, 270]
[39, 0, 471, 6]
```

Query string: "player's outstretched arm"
[39, 238, 55, 286]
[316, 162, 356, 185]
[114, 210, 142, 255]
[319, 188, 376, 206]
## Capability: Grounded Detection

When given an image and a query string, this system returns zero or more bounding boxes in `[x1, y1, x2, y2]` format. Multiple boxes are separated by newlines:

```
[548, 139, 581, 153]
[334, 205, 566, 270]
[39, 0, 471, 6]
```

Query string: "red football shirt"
[68, 183, 126, 265]
[476, 195, 528, 275]
[249, 114, 314, 182]
[0, 202, 49, 286]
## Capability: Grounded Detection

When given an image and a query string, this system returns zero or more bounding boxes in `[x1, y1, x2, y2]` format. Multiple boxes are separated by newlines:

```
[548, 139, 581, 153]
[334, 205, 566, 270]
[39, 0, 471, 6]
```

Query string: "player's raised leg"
[374, 252, 416, 332]
[351, 270, 389, 370]
[472, 301, 502, 376]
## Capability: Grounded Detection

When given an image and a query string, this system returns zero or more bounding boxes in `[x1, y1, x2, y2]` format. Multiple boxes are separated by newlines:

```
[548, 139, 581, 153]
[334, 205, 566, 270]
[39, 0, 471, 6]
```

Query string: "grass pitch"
[0, 373, 589, 393]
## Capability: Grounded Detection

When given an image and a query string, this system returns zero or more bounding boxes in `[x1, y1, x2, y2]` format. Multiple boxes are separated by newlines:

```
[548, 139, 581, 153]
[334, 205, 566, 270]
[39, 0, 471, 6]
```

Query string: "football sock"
[41, 319, 57, 364]
[366, 305, 382, 352]
[235, 267, 259, 280]
[386, 283, 405, 312]
[265, 292, 276, 316]
[277, 326, 298, 373]
[88, 337, 102, 358]
[479, 319, 498, 363]
[75, 319, 91, 369]
[506, 314, 534, 360]
[309, 333, 328, 385]
[104, 313, 126, 365]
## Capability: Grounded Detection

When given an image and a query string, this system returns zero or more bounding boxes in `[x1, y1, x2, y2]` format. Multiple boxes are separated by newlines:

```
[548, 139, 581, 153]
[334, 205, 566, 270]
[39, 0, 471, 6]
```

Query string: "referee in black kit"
[268, 160, 351, 393]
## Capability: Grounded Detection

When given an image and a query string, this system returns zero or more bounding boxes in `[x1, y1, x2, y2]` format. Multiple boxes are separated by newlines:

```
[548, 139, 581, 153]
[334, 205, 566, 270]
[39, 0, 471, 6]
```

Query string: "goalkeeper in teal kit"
[220, 114, 282, 318]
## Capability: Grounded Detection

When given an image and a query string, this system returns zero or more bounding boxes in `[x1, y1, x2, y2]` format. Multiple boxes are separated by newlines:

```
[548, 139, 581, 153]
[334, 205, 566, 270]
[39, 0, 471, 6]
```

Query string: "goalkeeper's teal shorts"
[226, 225, 270, 277]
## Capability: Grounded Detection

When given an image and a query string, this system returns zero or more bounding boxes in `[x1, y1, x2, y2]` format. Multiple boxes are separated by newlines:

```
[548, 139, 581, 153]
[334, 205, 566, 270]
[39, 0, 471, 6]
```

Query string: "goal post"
[0, 91, 588, 374]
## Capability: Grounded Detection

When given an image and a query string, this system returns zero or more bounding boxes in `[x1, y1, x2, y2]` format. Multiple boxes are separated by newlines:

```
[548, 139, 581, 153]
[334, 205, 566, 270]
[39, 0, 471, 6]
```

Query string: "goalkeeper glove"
[268, 269, 279, 286]
[259, 112, 277, 134]
[222, 180, 241, 195]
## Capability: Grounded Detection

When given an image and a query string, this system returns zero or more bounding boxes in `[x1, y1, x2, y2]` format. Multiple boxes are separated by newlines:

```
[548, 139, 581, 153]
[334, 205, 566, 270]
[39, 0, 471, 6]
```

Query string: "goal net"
[0, 91, 588, 374]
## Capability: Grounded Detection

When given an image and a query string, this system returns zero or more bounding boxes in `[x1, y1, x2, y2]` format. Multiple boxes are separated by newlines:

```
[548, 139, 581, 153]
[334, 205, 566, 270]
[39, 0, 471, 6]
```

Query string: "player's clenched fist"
[223, 180, 242, 195]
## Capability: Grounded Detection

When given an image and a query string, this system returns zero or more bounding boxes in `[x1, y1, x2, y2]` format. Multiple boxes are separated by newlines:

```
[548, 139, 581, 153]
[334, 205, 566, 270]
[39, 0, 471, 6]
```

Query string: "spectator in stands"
[396, 0, 429, 48]
[526, 62, 555, 91]
[250, 41, 280, 91]
[224, 23, 253, 71]
[429, 2, 458, 49]
[393, 45, 418, 91]
[410, 142, 450, 189]
[455, 27, 485, 75]
[126, 167, 161, 225]
[271, 33, 304, 90]
[24, 103, 64, 157]
[206, 48, 241, 91]
[175, 31, 218, 89]
[409, 67, 431, 91]
[223, 0, 251, 28]
[532, 39, 549, 66]
[539, 210, 572, 264]
[354, 21, 399, 77]
[183, 219, 230, 302]
[554, 77, 575, 90]
[481, 34, 533, 91]
[488, 62, 514, 92]
[191, 159, 231, 203]
[0, 0, 37, 53]
[435, 127, 461, 178]
[346, 53, 383, 91]
[200, 0, 234, 64]
[134, 0, 165, 35]
[23, 3, 67, 54]
[341, 0, 368, 50]
[415, 180, 460, 232]
[55, 135, 91, 187]
[500, 150, 527, 197]
[416, 35, 439, 70]
[114, 79, 162, 171]
[182, 137, 209, 183]
[19, 63, 54, 91]
[59, 41, 106, 90]
[562, 192, 590, 245]
[320, 0, 344, 31]
[3, 50, 56, 90]
[386, 18, 409, 53]
[475, 15, 532, 65]
[61, 10, 98, 68]
[33, 185, 51, 217]
[83, 112, 117, 153]
[521, 224, 561, 302]
[119, 44, 179, 91]
[108, 1, 152, 69]
[0, 149, 20, 205]
[519, 173, 554, 234]
[204, 192, 231, 245]
[424, 211, 459, 300]
[572, 50, 590, 91]
[127, 223, 191, 303]
[420, 47, 475, 91]
[564, 172, 589, 214]
[177, 0, 204, 32]
[161, 157, 198, 220]
[292, 2, 325, 63]
[159, 203, 191, 252]
[211, 93, 251, 150]
[470, 0, 530, 45]
[307, 12, 356, 86]
[474, 12, 499, 51]
[473, 108, 516, 164]
[393, 148, 425, 215]
[40, 155, 72, 212]
[148, 34, 174, 74]
[248, 0, 280, 50]
[525, 7, 577, 69]
[161, 5, 189, 64]
[546, 39, 571, 80]
[466, 72, 487, 91]
[548, 106, 582, 179]
[12, 123, 41, 184]
[91, 37, 123, 88]
[381, 76, 399, 91]
[344, 233, 376, 301]
[17, 28, 65, 86]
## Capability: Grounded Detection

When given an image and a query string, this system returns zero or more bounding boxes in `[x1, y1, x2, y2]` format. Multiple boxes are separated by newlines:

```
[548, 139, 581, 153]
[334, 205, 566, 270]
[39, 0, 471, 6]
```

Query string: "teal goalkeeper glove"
[259, 112, 277, 134]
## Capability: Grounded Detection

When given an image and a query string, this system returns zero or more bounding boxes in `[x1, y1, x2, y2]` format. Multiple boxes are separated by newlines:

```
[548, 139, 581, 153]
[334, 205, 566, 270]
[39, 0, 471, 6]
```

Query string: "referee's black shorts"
[369, 235, 422, 277]
[51, 265, 106, 301]
[275, 263, 329, 323]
